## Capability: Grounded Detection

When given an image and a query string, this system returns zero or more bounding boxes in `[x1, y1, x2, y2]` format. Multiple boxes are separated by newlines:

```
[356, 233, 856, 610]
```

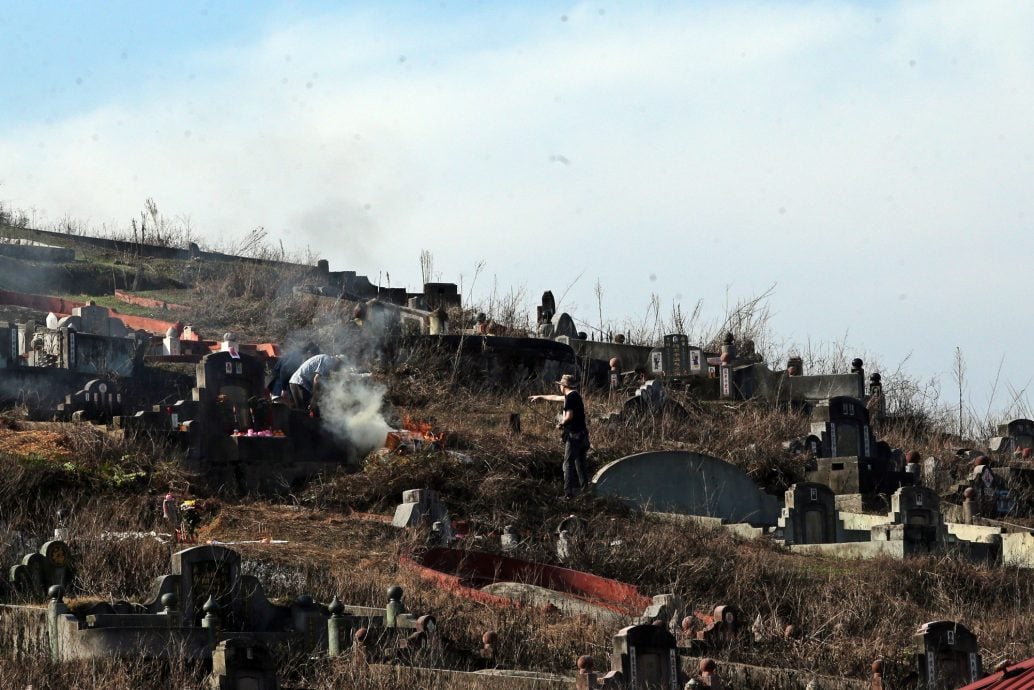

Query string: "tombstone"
[500, 525, 519, 552]
[609, 624, 681, 690]
[57, 378, 124, 422]
[659, 334, 702, 378]
[195, 351, 267, 432]
[779, 483, 840, 545]
[537, 291, 557, 328]
[810, 397, 873, 459]
[163, 327, 181, 356]
[7, 539, 73, 600]
[805, 396, 909, 495]
[70, 302, 129, 337]
[391, 489, 453, 541]
[592, 451, 781, 526]
[171, 545, 243, 627]
[960, 461, 1008, 519]
[915, 621, 982, 689]
[208, 637, 279, 690]
[872, 486, 946, 554]
[551, 313, 579, 340]
[640, 594, 685, 632]
[990, 419, 1034, 455]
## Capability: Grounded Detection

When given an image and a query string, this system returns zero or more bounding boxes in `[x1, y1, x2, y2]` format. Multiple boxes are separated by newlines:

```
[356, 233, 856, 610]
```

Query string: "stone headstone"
[779, 483, 840, 545]
[551, 313, 579, 340]
[915, 620, 981, 689]
[610, 624, 681, 690]
[661, 334, 701, 378]
[195, 351, 267, 432]
[7, 539, 73, 600]
[171, 545, 243, 627]
[871, 486, 946, 553]
[72, 303, 112, 336]
[392, 489, 453, 541]
[592, 451, 781, 526]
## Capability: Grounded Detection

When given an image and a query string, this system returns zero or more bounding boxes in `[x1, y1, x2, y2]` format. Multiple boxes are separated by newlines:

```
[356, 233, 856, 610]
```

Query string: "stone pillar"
[963, 488, 977, 524]
[787, 355, 803, 377]
[699, 658, 722, 688]
[385, 585, 405, 628]
[201, 595, 220, 650]
[719, 333, 736, 399]
[575, 656, 598, 690]
[429, 307, 448, 335]
[327, 596, 346, 657]
[163, 327, 180, 356]
[480, 631, 498, 661]
[905, 451, 922, 485]
[47, 586, 69, 662]
[160, 592, 178, 618]
[870, 659, 885, 690]
[868, 373, 885, 418]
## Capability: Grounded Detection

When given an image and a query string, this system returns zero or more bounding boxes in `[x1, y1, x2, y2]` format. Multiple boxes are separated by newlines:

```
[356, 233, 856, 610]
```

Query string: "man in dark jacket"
[268, 342, 319, 399]
[529, 374, 590, 498]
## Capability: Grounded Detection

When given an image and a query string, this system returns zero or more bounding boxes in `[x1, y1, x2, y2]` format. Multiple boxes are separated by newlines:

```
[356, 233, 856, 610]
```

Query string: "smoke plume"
[319, 369, 391, 458]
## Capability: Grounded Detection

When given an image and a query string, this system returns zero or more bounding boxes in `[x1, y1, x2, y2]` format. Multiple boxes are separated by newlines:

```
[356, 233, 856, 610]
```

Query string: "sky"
[1, 1, 1033, 425]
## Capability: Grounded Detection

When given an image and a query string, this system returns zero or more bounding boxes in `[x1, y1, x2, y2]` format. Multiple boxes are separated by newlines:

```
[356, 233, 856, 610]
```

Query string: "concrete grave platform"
[591, 451, 781, 527]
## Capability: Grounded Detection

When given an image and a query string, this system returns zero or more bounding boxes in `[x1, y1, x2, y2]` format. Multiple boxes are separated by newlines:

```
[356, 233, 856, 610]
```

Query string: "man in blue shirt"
[288, 353, 344, 410]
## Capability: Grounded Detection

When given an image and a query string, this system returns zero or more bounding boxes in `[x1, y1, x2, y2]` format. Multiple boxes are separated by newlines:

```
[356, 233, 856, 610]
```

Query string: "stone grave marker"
[915, 620, 981, 689]
[871, 486, 946, 554]
[392, 489, 453, 542]
[610, 624, 681, 690]
[779, 483, 840, 545]
[990, 418, 1034, 455]
[8, 539, 73, 601]
[171, 544, 243, 627]
[209, 637, 279, 690]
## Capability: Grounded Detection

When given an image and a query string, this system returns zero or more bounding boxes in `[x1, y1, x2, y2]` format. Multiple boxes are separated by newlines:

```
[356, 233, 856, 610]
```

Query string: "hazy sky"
[2, 1, 1033, 424]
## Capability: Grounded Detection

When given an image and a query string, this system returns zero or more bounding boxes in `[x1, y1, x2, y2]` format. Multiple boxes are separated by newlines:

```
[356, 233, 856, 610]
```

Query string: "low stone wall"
[790, 540, 905, 560]
[653, 512, 767, 539]
[680, 656, 869, 690]
[947, 523, 1004, 542]
[0, 243, 76, 263]
[114, 290, 186, 311]
[0, 605, 49, 661]
[358, 664, 570, 688]
[838, 511, 891, 531]
[1003, 532, 1034, 568]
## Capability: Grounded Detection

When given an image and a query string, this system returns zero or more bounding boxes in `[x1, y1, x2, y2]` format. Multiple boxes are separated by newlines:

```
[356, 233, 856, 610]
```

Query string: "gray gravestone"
[592, 451, 780, 526]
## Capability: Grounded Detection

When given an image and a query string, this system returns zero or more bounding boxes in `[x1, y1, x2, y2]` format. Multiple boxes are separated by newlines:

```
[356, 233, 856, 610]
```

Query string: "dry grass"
[2, 273, 1034, 687]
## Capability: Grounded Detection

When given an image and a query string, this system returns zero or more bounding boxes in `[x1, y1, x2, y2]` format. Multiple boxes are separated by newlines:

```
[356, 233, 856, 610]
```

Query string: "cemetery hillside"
[2, 220, 1034, 690]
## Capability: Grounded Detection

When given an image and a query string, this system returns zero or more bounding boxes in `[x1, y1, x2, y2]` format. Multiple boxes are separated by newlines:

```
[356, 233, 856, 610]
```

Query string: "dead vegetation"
[1, 250, 1032, 688]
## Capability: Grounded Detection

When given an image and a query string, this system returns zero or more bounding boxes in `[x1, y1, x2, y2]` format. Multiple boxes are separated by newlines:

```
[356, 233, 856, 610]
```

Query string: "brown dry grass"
[2, 354, 1034, 687]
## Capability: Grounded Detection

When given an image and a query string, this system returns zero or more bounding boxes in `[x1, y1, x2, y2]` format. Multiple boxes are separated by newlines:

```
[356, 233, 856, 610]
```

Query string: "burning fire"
[384, 415, 446, 452]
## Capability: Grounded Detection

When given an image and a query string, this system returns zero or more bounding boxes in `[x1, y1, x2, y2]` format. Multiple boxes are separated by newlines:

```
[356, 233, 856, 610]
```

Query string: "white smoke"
[318, 369, 391, 457]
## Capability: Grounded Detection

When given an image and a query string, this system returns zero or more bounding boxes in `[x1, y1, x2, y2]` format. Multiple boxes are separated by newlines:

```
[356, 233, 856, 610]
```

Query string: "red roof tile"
[961, 657, 1034, 690]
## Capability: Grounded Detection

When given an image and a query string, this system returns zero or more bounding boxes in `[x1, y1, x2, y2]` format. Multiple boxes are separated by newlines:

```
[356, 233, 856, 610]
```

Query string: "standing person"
[288, 353, 344, 411]
[529, 374, 590, 499]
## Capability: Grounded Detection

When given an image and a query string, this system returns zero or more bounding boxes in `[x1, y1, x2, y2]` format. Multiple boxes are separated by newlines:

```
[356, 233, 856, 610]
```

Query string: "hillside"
[0, 227, 1031, 690]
